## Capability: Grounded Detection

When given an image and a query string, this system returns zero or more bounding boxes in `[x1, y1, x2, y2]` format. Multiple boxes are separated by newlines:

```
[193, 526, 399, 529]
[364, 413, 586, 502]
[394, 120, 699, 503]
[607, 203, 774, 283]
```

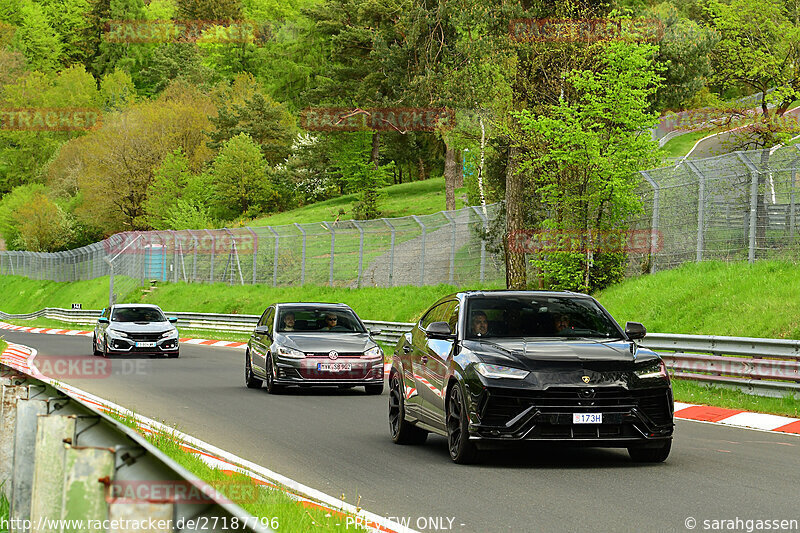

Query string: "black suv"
[389, 291, 673, 463]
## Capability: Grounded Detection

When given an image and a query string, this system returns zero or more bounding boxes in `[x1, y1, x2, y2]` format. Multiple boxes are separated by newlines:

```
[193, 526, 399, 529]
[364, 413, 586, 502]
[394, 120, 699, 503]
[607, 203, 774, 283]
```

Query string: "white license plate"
[135, 342, 156, 348]
[318, 363, 352, 372]
[573, 413, 602, 424]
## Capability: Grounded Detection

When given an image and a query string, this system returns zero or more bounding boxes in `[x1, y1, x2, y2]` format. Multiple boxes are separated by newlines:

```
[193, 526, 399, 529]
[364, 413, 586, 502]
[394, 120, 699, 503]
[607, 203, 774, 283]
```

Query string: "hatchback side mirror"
[254, 325, 270, 336]
[426, 321, 455, 340]
[625, 321, 646, 340]
[369, 328, 382, 336]
[169, 317, 178, 324]
[98, 317, 109, 324]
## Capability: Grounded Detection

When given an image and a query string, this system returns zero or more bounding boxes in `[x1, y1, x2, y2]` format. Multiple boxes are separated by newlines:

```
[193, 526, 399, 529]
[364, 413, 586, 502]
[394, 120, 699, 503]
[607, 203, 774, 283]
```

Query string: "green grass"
[0, 275, 114, 314]
[673, 379, 799, 418]
[660, 127, 719, 159]
[249, 178, 467, 227]
[107, 411, 356, 532]
[595, 260, 800, 339]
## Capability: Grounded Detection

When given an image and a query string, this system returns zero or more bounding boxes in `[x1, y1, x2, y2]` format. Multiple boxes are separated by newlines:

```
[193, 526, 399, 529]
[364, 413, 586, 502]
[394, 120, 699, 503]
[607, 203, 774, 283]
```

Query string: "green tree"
[177, 0, 243, 20]
[12, 1, 63, 72]
[100, 68, 137, 111]
[514, 40, 662, 292]
[332, 133, 393, 219]
[0, 183, 47, 248]
[39, 0, 93, 67]
[144, 149, 192, 229]
[210, 132, 274, 218]
[11, 191, 74, 251]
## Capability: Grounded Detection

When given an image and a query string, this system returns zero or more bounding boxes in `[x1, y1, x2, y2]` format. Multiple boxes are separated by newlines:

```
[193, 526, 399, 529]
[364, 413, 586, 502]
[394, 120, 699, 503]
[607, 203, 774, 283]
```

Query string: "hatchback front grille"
[127, 332, 167, 342]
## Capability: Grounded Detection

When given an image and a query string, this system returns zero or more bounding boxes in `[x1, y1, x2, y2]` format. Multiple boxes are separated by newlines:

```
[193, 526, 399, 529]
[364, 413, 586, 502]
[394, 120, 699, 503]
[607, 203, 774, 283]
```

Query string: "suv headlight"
[160, 329, 178, 338]
[277, 346, 305, 359]
[635, 360, 669, 380]
[474, 363, 529, 380]
[107, 329, 129, 338]
[364, 346, 383, 360]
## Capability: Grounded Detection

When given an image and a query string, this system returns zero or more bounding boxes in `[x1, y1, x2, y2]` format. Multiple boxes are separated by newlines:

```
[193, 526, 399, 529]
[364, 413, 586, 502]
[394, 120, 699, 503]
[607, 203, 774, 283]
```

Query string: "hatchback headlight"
[107, 329, 129, 338]
[364, 346, 383, 360]
[277, 346, 305, 359]
[160, 329, 178, 338]
[474, 363, 529, 380]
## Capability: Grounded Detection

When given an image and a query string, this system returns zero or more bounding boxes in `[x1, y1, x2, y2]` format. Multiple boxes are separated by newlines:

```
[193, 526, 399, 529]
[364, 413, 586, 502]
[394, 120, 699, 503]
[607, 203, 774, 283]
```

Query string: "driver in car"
[554, 314, 571, 334]
[322, 313, 340, 330]
[470, 311, 490, 337]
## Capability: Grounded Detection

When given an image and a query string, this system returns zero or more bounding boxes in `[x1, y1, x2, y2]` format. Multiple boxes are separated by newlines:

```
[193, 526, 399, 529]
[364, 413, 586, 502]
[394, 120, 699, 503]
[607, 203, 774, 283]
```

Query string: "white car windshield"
[111, 307, 167, 322]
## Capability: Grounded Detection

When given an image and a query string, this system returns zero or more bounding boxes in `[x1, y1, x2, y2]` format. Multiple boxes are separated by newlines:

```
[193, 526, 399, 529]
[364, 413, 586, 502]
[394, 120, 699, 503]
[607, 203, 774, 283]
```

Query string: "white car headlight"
[107, 329, 129, 338]
[161, 329, 178, 338]
[474, 363, 529, 380]
[277, 346, 305, 359]
[364, 346, 383, 360]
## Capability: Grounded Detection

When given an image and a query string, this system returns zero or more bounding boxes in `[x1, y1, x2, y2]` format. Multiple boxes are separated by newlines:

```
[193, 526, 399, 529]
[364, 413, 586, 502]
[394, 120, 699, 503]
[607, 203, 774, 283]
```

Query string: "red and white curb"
[674, 402, 800, 435]
[0, 342, 415, 533]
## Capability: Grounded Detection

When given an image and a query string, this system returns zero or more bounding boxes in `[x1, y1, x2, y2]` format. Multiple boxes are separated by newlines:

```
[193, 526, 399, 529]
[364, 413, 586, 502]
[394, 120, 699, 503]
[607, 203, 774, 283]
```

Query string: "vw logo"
[328, 350, 339, 360]
[581, 375, 591, 384]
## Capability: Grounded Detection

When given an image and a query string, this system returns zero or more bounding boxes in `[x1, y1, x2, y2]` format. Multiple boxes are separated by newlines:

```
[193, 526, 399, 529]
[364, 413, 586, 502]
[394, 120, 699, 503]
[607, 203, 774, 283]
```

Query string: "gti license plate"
[135, 342, 156, 348]
[318, 363, 352, 372]
[573, 413, 602, 424]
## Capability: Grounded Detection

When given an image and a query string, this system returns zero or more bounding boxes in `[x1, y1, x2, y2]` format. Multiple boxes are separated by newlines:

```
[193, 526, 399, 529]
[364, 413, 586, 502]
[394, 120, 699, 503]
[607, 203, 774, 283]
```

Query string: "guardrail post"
[353, 221, 364, 288]
[324, 221, 335, 286]
[1, 384, 28, 499]
[294, 223, 306, 285]
[29, 414, 76, 525]
[12, 397, 49, 529]
[412, 215, 426, 286]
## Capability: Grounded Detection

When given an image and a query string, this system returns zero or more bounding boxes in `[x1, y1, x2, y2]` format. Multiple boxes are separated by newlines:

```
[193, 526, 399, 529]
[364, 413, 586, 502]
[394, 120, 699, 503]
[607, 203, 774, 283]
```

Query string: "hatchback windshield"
[277, 307, 366, 333]
[465, 296, 621, 339]
[111, 307, 166, 323]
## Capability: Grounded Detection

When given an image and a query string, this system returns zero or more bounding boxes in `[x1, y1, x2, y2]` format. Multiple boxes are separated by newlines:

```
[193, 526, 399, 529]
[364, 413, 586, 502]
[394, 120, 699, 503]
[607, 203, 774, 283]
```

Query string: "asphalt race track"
[3, 330, 799, 532]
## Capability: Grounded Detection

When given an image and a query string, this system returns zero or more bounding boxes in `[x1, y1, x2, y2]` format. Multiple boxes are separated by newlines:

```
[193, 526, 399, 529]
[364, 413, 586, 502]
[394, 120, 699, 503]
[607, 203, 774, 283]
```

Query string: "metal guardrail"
[0, 308, 413, 346]
[0, 348, 270, 532]
[3, 308, 800, 397]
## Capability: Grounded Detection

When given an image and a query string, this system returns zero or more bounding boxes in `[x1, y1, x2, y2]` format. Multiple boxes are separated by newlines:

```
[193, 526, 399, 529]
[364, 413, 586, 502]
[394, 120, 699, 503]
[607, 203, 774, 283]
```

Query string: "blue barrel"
[144, 244, 167, 281]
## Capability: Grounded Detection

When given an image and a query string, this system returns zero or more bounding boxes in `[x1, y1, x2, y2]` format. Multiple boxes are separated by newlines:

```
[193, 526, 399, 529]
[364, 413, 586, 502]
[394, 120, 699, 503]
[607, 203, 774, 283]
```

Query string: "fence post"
[640, 171, 661, 273]
[470, 206, 488, 282]
[269, 226, 279, 287]
[294, 223, 306, 285]
[442, 212, 456, 285]
[686, 162, 705, 262]
[324, 221, 335, 286]
[412, 215, 426, 286]
[204, 230, 215, 283]
[382, 219, 395, 287]
[246, 227, 258, 284]
[736, 151, 760, 263]
[353, 221, 364, 288]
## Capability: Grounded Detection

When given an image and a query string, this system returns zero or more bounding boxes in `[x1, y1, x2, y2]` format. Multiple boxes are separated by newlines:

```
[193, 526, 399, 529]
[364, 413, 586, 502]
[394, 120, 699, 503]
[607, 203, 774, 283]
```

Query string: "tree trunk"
[504, 144, 526, 289]
[417, 156, 426, 180]
[444, 143, 457, 211]
[455, 149, 464, 189]
[370, 132, 380, 169]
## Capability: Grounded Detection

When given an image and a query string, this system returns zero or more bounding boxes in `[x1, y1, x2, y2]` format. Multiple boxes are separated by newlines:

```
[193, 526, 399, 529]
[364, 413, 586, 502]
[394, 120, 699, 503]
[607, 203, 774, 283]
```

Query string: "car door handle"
[403, 345, 412, 354]
[420, 356, 428, 364]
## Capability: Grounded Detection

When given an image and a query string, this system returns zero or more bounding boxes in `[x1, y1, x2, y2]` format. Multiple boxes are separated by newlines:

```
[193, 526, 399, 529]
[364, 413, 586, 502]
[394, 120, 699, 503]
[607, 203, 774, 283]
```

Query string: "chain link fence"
[0, 204, 506, 304]
[2, 145, 799, 302]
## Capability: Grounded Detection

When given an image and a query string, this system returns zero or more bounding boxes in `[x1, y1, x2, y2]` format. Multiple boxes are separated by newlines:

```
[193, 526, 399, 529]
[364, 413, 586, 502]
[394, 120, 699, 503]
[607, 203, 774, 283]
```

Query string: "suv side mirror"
[625, 321, 646, 340]
[98, 317, 109, 324]
[168, 317, 178, 324]
[426, 321, 455, 340]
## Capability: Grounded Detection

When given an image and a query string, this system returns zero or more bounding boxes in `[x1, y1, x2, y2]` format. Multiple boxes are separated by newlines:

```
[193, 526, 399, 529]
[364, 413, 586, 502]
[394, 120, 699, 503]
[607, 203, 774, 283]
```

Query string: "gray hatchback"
[245, 303, 384, 394]
[93, 304, 180, 358]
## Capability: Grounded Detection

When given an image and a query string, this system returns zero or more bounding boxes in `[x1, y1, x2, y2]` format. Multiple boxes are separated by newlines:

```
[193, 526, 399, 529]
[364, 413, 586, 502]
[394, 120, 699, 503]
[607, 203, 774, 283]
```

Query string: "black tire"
[102, 336, 109, 358]
[265, 353, 285, 394]
[245, 351, 263, 389]
[92, 334, 101, 356]
[628, 440, 671, 463]
[388, 373, 427, 445]
[446, 383, 478, 464]
[365, 382, 384, 395]
[167, 350, 180, 359]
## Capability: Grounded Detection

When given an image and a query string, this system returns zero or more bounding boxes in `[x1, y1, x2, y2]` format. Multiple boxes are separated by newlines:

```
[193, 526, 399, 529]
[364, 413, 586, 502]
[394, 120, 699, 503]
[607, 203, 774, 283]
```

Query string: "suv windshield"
[465, 296, 621, 340]
[111, 307, 166, 323]
[276, 307, 366, 333]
